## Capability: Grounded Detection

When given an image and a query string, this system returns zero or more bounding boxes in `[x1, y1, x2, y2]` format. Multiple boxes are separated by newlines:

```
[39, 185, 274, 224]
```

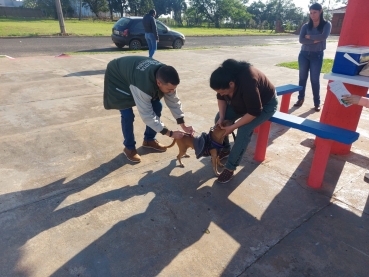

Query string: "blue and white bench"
[275, 84, 303, 113]
[254, 111, 359, 188]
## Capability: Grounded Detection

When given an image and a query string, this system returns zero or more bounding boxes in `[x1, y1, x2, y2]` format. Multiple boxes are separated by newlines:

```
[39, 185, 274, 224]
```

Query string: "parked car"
[111, 17, 185, 50]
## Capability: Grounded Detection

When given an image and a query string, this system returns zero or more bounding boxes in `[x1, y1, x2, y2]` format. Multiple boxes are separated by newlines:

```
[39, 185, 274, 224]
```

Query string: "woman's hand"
[180, 123, 195, 136]
[220, 124, 236, 137]
[305, 35, 311, 39]
[341, 94, 361, 105]
[215, 118, 224, 127]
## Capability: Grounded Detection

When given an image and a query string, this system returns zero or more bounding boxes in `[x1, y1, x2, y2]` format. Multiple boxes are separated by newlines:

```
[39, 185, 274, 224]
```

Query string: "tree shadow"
[1, 149, 368, 276]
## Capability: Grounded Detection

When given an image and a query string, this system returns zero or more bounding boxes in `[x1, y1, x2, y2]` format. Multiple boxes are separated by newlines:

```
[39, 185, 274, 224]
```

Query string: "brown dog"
[164, 121, 233, 176]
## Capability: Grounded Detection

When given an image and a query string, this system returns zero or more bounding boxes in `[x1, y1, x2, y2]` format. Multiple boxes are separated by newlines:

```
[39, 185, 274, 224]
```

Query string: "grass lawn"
[276, 59, 334, 73]
[0, 17, 293, 37]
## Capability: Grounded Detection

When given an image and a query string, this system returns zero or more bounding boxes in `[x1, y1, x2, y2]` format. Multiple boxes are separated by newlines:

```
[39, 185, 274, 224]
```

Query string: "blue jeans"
[145, 33, 157, 58]
[120, 98, 162, 150]
[298, 50, 324, 107]
[215, 96, 278, 171]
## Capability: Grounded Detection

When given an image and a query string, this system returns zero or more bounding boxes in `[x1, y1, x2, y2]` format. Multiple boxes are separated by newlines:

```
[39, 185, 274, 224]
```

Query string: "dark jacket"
[143, 14, 159, 40]
[217, 66, 276, 116]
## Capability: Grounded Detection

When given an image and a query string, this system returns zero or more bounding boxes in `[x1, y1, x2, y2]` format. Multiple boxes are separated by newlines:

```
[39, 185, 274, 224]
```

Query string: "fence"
[0, 6, 44, 17]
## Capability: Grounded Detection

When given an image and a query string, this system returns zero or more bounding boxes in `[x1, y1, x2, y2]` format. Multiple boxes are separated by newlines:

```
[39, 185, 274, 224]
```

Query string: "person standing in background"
[143, 9, 159, 58]
[294, 3, 331, 112]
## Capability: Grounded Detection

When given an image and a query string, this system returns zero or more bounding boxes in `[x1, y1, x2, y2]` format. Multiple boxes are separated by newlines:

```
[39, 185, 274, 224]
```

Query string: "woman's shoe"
[294, 99, 304, 107]
[217, 168, 234, 183]
[314, 106, 321, 112]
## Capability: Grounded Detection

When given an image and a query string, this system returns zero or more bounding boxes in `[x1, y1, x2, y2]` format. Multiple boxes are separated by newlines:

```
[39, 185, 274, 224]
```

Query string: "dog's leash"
[231, 131, 236, 141]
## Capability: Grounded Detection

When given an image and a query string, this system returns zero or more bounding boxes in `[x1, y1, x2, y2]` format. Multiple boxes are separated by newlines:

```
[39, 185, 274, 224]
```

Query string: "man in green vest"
[104, 56, 194, 163]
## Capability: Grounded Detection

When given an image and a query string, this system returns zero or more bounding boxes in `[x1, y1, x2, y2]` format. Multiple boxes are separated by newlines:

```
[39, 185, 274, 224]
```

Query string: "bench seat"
[254, 111, 360, 188]
[269, 112, 359, 144]
[276, 84, 303, 96]
[275, 84, 303, 113]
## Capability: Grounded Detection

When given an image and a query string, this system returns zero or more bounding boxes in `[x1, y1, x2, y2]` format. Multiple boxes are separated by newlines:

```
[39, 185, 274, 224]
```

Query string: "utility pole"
[55, 0, 67, 35]
[79, 0, 82, 20]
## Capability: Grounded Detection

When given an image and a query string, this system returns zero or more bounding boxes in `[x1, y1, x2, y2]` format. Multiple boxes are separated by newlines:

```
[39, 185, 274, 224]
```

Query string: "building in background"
[330, 6, 346, 35]
[0, 0, 23, 7]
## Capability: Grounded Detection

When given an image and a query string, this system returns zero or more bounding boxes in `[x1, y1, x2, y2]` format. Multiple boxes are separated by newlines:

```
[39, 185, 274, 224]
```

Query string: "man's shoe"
[219, 150, 230, 160]
[314, 106, 321, 112]
[123, 148, 141, 163]
[217, 168, 234, 183]
[142, 140, 167, 152]
[365, 172, 369, 180]
[294, 99, 304, 107]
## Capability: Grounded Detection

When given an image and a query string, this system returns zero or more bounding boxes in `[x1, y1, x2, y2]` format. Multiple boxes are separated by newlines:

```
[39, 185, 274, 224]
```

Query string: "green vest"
[104, 56, 164, 110]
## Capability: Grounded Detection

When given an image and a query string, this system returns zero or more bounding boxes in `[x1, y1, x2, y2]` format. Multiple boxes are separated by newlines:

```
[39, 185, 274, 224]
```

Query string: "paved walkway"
[0, 42, 368, 276]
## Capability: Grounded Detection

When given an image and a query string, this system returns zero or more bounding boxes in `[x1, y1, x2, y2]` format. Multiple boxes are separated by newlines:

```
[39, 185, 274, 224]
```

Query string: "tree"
[128, 0, 153, 15]
[83, 0, 109, 17]
[23, 0, 74, 18]
[189, 0, 245, 28]
[171, 0, 187, 25]
[247, 0, 304, 30]
[110, 0, 129, 17]
[184, 5, 206, 26]
[228, 0, 252, 29]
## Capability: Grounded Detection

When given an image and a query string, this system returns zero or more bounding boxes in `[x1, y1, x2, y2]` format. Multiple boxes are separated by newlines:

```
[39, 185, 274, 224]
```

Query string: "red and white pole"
[320, 0, 369, 154]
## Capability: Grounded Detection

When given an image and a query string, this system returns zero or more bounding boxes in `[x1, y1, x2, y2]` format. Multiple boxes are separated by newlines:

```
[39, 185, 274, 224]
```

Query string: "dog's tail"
[163, 139, 177, 149]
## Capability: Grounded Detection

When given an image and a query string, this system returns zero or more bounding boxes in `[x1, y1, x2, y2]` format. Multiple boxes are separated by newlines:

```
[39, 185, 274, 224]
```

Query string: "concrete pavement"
[0, 42, 368, 276]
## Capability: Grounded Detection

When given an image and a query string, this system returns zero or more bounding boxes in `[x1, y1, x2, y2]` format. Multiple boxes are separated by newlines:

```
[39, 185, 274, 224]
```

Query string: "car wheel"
[115, 43, 125, 48]
[129, 39, 142, 50]
[173, 39, 183, 49]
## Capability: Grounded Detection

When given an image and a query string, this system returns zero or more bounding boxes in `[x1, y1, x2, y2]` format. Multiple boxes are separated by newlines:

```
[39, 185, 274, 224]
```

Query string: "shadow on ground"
[2, 151, 368, 276]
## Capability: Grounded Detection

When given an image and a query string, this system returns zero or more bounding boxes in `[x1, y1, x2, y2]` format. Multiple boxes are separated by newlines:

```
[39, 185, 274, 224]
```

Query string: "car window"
[114, 18, 131, 27]
[132, 21, 145, 32]
[156, 22, 168, 32]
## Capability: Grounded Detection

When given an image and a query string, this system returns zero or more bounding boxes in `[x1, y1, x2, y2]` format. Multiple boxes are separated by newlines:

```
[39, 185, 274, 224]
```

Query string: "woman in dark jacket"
[210, 59, 278, 183]
[294, 3, 331, 111]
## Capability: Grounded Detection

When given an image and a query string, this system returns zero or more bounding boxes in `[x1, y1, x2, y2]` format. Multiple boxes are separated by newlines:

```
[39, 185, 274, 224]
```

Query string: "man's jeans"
[120, 98, 162, 150]
[145, 33, 157, 58]
[214, 96, 278, 171]
[298, 50, 324, 107]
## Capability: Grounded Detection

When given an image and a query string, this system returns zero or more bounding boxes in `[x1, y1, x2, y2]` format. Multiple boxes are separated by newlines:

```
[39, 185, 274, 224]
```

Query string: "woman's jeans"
[145, 33, 157, 58]
[298, 50, 324, 107]
[214, 96, 278, 171]
[120, 98, 162, 150]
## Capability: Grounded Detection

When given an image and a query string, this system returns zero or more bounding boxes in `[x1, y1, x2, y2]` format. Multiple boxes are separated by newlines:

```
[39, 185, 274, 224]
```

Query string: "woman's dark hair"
[149, 9, 156, 16]
[156, 65, 180, 85]
[210, 59, 251, 90]
[308, 3, 327, 33]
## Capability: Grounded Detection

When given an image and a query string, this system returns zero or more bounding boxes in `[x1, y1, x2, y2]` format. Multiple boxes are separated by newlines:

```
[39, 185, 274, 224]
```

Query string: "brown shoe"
[314, 106, 321, 112]
[294, 99, 304, 107]
[142, 140, 167, 152]
[123, 148, 141, 163]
